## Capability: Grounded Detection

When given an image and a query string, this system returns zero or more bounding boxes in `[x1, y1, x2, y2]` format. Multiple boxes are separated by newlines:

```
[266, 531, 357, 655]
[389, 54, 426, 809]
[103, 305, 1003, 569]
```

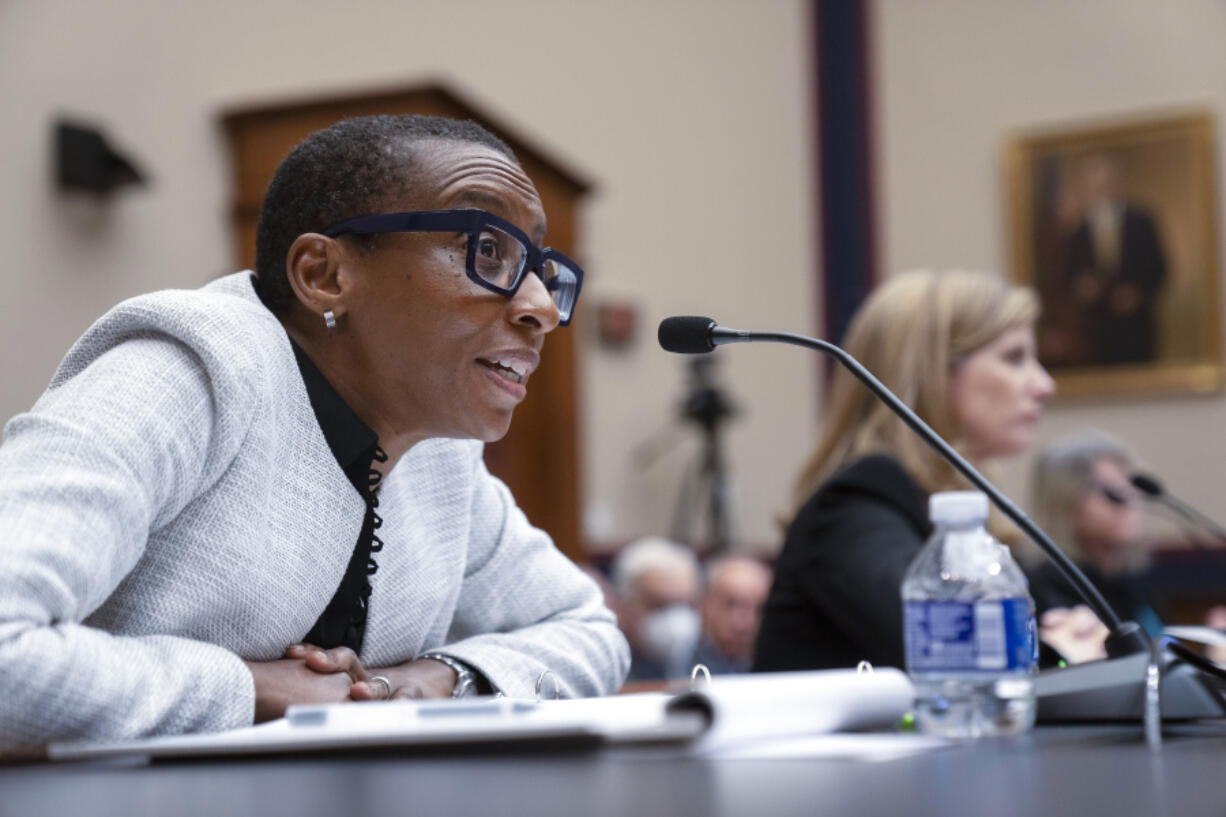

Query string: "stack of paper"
[48, 668, 922, 762]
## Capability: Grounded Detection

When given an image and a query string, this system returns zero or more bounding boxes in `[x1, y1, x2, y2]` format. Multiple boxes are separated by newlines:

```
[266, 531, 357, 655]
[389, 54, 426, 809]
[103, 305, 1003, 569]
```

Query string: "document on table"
[1164, 626, 1226, 649]
[694, 733, 950, 762]
[48, 668, 936, 762]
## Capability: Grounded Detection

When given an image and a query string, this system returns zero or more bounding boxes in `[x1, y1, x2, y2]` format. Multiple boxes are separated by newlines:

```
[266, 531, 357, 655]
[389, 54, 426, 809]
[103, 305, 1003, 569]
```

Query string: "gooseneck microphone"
[1130, 472, 1226, 543]
[658, 316, 1147, 657]
[1129, 472, 1163, 497]
[659, 316, 766, 353]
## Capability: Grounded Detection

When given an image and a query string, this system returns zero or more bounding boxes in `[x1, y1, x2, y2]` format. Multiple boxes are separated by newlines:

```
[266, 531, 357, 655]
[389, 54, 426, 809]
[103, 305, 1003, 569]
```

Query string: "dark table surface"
[4, 723, 1226, 817]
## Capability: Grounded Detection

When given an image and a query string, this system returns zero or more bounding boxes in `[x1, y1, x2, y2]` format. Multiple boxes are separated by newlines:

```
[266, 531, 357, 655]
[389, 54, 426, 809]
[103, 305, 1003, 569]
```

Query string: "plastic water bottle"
[901, 491, 1037, 738]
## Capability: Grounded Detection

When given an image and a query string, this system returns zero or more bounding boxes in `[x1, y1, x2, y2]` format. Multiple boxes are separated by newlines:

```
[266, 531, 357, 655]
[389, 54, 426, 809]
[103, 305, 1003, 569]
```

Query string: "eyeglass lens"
[541, 258, 580, 318]
[472, 225, 580, 319]
[1093, 482, 1133, 506]
[472, 226, 526, 289]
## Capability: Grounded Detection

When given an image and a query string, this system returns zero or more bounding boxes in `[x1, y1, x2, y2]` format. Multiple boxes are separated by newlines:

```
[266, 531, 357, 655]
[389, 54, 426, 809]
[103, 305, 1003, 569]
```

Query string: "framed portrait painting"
[1004, 112, 1222, 398]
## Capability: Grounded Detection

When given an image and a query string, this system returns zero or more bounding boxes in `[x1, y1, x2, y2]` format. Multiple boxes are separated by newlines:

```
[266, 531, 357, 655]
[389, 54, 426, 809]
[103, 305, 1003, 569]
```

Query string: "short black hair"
[253, 114, 515, 315]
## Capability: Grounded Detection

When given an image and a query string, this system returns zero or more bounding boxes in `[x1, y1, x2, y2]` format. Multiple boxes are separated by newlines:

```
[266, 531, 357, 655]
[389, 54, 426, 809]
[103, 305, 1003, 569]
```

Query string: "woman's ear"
[285, 233, 345, 324]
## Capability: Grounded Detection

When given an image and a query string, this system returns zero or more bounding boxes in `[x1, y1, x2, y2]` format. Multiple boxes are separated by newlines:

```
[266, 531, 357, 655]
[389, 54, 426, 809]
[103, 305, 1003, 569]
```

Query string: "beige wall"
[874, 0, 1226, 526]
[12, 0, 1216, 558]
[0, 1, 817, 553]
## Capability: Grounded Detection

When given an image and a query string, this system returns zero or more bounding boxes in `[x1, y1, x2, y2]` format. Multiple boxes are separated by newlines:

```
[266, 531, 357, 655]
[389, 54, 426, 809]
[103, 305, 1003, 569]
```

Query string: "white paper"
[48, 668, 916, 761]
[696, 732, 949, 761]
[1164, 626, 1226, 649]
[673, 668, 915, 751]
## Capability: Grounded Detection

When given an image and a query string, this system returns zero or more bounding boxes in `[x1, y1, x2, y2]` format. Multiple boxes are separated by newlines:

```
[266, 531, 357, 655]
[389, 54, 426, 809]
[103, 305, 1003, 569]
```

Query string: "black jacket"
[753, 454, 930, 672]
[1060, 204, 1167, 364]
[1029, 559, 1165, 638]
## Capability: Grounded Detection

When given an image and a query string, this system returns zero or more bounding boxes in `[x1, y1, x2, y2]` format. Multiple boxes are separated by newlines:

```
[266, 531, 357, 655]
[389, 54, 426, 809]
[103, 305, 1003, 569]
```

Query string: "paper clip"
[856, 660, 874, 675]
[535, 670, 560, 701]
[690, 664, 712, 691]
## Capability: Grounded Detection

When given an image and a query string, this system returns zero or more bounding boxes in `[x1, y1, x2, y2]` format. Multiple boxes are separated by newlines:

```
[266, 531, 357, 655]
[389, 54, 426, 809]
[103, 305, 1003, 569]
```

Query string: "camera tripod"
[668, 357, 738, 553]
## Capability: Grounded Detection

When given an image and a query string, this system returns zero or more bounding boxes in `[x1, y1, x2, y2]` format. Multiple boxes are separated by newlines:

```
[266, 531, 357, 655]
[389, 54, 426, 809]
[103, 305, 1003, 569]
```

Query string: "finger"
[1070, 608, 1105, 636]
[390, 688, 423, 700]
[349, 681, 378, 701]
[305, 646, 369, 682]
[285, 643, 322, 659]
[1073, 620, 1104, 638]
[300, 650, 337, 672]
[1040, 608, 1070, 628]
[391, 681, 429, 700]
[351, 676, 393, 701]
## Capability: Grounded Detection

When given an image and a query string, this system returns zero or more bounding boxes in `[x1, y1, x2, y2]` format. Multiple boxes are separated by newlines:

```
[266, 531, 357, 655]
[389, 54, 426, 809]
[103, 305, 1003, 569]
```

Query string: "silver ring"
[535, 670, 559, 702]
[370, 675, 392, 699]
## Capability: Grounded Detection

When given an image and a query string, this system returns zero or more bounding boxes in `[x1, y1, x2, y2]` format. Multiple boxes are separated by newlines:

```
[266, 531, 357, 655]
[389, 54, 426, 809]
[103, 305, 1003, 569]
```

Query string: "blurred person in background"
[691, 556, 771, 675]
[1029, 431, 1180, 656]
[754, 270, 1059, 672]
[612, 537, 701, 682]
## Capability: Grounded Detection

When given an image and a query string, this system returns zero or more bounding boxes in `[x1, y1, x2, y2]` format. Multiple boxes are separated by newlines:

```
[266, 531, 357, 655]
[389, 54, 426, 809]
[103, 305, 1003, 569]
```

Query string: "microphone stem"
[1161, 495, 1226, 543]
[748, 330, 1127, 636]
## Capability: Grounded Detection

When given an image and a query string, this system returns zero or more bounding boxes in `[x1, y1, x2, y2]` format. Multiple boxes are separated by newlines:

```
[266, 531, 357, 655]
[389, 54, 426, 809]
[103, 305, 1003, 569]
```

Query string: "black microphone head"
[658, 316, 717, 354]
[1130, 472, 1163, 497]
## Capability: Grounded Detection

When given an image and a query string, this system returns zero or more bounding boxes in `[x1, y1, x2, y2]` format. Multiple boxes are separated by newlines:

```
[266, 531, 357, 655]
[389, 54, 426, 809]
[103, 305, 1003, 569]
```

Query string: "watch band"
[422, 652, 478, 698]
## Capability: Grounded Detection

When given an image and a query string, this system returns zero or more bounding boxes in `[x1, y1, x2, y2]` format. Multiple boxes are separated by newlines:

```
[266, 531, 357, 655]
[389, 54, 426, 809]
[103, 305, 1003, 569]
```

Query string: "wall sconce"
[55, 119, 146, 195]
[595, 300, 639, 350]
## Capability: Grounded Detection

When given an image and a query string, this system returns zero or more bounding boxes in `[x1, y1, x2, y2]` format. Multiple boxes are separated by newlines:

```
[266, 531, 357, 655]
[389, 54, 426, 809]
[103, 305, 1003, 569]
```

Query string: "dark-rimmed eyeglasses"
[1088, 481, 1138, 507]
[322, 208, 584, 326]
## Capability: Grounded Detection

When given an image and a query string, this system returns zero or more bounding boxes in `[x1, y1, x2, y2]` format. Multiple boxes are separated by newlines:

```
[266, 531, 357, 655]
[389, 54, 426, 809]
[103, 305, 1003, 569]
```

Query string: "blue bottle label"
[904, 598, 1034, 672]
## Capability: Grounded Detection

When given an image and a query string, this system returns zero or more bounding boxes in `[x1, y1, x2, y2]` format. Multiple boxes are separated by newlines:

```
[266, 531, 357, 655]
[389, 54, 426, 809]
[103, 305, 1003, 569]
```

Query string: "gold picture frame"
[1004, 111, 1222, 398]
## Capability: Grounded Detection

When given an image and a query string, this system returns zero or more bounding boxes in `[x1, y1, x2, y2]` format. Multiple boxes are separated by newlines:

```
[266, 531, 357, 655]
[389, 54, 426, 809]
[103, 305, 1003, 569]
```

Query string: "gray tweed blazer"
[0, 272, 628, 749]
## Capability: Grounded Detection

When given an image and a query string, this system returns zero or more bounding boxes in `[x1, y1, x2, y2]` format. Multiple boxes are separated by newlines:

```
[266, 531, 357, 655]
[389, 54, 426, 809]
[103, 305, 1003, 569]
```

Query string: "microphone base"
[1036, 650, 1226, 723]
[1104, 621, 1151, 658]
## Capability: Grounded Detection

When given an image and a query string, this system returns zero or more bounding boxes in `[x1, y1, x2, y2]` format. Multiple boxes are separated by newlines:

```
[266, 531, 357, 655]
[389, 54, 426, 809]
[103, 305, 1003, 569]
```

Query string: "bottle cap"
[929, 490, 989, 525]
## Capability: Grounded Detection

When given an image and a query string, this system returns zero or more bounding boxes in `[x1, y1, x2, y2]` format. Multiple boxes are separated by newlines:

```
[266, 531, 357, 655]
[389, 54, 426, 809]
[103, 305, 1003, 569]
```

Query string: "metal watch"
[422, 652, 478, 698]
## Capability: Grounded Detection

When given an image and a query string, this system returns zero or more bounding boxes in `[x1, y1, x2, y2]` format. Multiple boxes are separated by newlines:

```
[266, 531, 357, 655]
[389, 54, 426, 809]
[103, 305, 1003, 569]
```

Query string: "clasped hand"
[245, 644, 459, 723]
[1039, 605, 1110, 665]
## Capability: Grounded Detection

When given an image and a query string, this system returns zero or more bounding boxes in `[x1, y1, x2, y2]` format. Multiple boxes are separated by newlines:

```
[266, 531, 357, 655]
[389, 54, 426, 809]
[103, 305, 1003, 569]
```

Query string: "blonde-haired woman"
[753, 270, 1056, 671]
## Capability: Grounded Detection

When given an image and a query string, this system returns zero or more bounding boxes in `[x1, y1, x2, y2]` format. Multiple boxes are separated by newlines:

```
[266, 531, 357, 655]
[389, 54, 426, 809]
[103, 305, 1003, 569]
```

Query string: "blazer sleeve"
[430, 454, 629, 698]
[784, 485, 926, 669]
[0, 336, 255, 749]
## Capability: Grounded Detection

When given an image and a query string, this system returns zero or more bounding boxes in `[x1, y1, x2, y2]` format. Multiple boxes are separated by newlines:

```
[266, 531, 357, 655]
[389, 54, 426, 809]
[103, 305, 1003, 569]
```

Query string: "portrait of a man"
[1006, 113, 1222, 397]
[1057, 153, 1168, 366]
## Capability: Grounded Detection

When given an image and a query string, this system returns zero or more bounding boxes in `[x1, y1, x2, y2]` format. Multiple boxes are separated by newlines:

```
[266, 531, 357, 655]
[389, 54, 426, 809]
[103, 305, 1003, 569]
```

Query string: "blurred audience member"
[1029, 431, 1162, 637]
[692, 557, 772, 674]
[612, 537, 701, 681]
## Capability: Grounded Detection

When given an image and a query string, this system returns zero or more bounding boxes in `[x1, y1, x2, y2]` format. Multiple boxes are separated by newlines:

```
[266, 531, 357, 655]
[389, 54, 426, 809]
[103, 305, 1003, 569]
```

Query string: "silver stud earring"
[323, 309, 337, 330]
